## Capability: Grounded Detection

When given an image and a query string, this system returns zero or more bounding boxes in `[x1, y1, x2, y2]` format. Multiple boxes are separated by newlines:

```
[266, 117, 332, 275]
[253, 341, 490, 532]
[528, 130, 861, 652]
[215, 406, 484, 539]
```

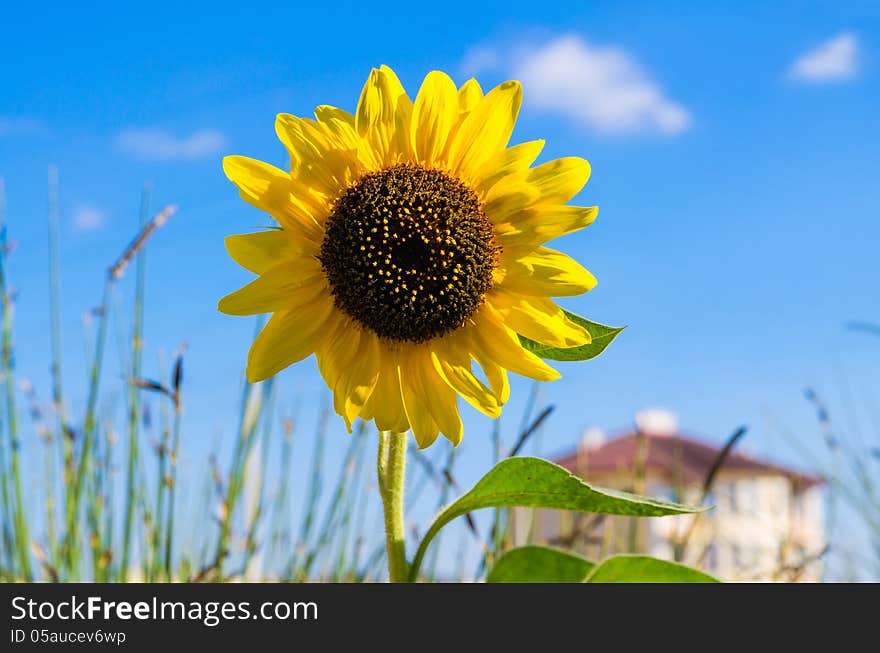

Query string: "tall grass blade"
[0, 176, 32, 579]
[121, 184, 151, 581]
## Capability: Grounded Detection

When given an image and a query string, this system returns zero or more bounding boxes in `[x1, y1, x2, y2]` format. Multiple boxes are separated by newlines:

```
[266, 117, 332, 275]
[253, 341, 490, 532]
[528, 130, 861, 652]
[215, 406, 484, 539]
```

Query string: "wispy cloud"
[115, 127, 226, 161]
[463, 35, 691, 136]
[460, 46, 502, 79]
[788, 32, 858, 83]
[0, 117, 46, 137]
[72, 204, 106, 233]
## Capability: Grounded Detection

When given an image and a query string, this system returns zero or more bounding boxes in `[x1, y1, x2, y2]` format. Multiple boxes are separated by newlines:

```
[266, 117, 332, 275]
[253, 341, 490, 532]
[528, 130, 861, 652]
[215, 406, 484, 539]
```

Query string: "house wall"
[674, 474, 824, 581]
[510, 472, 825, 582]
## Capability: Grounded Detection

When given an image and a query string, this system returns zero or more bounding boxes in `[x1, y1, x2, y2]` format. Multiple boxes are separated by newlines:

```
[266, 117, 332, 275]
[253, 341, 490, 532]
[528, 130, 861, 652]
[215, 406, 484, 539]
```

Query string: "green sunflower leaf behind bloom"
[518, 310, 625, 361]
[584, 554, 721, 583]
[408, 456, 704, 581]
[487, 545, 596, 583]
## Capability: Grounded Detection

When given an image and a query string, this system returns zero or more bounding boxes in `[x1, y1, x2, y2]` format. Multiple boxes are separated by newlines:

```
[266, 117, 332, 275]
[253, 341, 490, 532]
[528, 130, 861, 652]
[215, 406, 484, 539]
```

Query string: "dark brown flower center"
[319, 164, 498, 343]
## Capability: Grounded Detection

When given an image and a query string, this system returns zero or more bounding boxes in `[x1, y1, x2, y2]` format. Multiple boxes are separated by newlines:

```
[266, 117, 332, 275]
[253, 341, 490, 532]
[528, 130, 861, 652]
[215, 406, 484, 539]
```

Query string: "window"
[718, 482, 738, 513]
[731, 543, 742, 568]
[705, 543, 718, 570]
[739, 479, 760, 515]
[720, 479, 760, 515]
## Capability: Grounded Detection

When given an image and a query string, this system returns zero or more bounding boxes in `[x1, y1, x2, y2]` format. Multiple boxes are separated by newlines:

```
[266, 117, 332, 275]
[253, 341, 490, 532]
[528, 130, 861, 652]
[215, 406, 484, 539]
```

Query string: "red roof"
[553, 431, 824, 490]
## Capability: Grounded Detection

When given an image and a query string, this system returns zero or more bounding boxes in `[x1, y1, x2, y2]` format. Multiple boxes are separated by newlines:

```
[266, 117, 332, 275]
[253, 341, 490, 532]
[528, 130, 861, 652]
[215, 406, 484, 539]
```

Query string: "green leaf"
[519, 310, 625, 361]
[487, 546, 595, 583]
[408, 457, 703, 581]
[585, 555, 720, 583]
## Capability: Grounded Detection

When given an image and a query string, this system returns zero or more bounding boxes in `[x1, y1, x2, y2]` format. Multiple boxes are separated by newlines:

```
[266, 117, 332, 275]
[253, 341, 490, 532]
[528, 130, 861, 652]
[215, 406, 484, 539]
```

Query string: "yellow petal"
[410, 70, 458, 165]
[218, 259, 323, 316]
[355, 66, 413, 168]
[438, 78, 484, 162]
[489, 290, 590, 348]
[470, 348, 510, 405]
[314, 105, 359, 150]
[315, 314, 380, 431]
[496, 205, 599, 246]
[361, 352, 410, 434]
[398, 348, 439, 448]
[423, 364, 463, 446]
[224, 230, 300, 273]
[526, 157, 591, 204]
[315, 310, 349, 391]
[448, 80, 522, 180]
[246, 295, 334, 382]
[275, 114, 358, 196]
[275, 114, 328, 166]
[430, 338, 501, 418]
[471, 304, 561, 382]
[355, 68, 387, 168]
[222, 155, 323, 244]
[333, 329, 381, 431]
[482, 156, 592, 225]
[501, 246, 598, 297]
[483, 182, 542, 225]
[457, 79, 483, 116]
[379, 65, 413, 154]
[473, 140, 545, 195]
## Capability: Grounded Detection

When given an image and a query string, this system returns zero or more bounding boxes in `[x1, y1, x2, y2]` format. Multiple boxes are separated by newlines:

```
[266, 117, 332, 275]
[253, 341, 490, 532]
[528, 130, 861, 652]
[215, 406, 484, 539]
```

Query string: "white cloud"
[461, 45, 502, 77]
[0, 117, 45, 137]
[115, 127, 226, 160]
[72, 205, 106, 233]
[464, 35, 691, 136]
[788, 32, 858, 82]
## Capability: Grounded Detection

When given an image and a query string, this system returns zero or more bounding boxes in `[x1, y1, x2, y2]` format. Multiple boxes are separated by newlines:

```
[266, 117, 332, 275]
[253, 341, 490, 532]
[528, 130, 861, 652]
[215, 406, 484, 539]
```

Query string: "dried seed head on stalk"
[130, 377, 173, 400]
[31, 542, 59, 583]
[172, 341, 186, 406]
[109, 204, 178, 281]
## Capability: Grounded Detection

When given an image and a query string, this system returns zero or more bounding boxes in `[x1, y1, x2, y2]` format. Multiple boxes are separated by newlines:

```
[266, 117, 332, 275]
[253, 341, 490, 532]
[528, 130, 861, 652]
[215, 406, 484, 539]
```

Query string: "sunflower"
[219, 66, 598, 449]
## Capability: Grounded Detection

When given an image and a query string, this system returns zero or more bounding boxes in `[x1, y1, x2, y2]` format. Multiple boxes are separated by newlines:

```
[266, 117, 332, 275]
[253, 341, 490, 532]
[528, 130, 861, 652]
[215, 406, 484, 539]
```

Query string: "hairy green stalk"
[378, 430, 408, 583]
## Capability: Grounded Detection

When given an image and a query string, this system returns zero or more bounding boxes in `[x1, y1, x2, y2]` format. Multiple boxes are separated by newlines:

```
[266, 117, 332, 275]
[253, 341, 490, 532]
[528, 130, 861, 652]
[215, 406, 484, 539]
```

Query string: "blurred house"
[510, 410, 826, 582]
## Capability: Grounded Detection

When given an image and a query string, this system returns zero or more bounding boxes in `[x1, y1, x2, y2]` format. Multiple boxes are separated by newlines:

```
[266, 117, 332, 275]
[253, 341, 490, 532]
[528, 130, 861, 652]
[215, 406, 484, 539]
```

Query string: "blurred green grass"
[0, 172, 876, 583]
[0, 173, 533, 582]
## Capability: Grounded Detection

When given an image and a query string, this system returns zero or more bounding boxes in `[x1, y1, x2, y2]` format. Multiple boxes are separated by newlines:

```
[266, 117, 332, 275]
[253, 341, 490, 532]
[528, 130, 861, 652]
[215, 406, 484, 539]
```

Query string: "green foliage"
[487, 546, 594, 583]
[585, 555, 720, 583]
[487, 548, 718, 583]
[409, 456, 703, 581]
[519, 311, 625, 361]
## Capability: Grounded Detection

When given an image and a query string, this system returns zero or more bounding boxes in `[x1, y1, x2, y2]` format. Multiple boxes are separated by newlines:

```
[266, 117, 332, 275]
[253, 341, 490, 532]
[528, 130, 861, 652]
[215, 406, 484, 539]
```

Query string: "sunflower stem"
[377, 430, 408, 583]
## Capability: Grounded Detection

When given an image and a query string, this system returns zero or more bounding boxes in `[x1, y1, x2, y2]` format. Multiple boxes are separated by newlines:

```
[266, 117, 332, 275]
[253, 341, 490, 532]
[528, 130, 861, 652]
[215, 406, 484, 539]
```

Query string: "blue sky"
[1, 1, 879, 577]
